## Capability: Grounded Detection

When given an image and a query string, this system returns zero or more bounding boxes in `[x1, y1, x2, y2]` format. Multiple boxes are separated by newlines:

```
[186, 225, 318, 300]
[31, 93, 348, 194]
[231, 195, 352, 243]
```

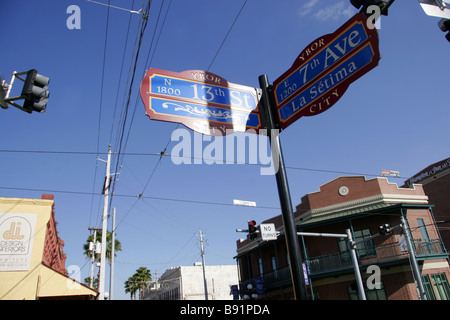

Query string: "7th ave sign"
[273, 13, 380, 130]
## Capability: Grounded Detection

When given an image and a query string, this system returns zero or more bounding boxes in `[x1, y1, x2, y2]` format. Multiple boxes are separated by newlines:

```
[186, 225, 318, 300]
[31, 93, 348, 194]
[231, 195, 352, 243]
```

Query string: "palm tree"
[124, 267, 152, 300]
[135, 267, 152, 299]
[83, 230, 122, 263]
[82, 230, 122, 287]
[124, 276, 139, 300]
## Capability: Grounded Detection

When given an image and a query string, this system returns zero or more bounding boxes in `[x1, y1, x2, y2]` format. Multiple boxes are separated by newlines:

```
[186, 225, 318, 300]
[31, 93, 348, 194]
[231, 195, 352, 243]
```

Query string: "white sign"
[0, 213, 37, 271]
[398, 236, 408, 252]
[233, 199, 256, 207]
[260, 223, 278, 241]
[419, 0, 450, 19]
[381, 170, 400, 177]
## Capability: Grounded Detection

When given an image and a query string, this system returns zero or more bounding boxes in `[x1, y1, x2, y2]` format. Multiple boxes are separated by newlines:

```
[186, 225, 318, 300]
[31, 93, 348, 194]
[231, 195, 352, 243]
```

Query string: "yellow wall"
[0, 197, 97, 300]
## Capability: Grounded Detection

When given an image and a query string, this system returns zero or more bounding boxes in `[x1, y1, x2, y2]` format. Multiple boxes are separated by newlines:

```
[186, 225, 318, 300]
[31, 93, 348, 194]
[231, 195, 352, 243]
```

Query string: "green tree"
[82, 230, 122, 287]
[124, 276, 139, 300]
[83, 230, 122, 263]
[124, 267, 152, 300]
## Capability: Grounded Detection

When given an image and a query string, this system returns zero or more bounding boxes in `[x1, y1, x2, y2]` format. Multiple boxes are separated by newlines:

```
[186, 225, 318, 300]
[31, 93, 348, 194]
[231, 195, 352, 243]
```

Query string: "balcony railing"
[240, 239, 447, 293]
[307, 239, 447, 276]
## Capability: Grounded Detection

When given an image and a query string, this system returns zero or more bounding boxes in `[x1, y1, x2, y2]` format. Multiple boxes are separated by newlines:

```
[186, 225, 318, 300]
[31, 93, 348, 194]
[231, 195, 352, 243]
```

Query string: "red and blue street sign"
[140, 68, 262, 136]
[273, 13, 380, 130]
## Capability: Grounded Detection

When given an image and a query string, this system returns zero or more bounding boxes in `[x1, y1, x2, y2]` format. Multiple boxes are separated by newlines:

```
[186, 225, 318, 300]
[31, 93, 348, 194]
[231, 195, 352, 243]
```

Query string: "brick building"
[235, 176, 450, 300]
[403, 157, 450, 257]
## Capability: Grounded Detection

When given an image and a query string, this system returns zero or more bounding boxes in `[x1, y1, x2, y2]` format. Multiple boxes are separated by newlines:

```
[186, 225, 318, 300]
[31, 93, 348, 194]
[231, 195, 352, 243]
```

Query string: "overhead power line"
[86, 0, 143, 15]
[207, 0, 248, 71]
[0, 186, 280, 210]
[0, 148, 411, 179]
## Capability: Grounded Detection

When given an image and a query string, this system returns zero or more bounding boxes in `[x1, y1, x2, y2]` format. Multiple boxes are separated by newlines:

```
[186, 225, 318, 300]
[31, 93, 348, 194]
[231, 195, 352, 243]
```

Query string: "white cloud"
[299, 0, 320, 16]
[299, 0, 356, 21]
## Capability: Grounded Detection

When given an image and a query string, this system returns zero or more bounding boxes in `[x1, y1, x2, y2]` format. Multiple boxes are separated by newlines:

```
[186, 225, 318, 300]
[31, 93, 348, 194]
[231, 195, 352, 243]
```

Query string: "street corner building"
[403, 157, 450, 256]
[0, 194, 98, 300]
[235, 175, 450, 300]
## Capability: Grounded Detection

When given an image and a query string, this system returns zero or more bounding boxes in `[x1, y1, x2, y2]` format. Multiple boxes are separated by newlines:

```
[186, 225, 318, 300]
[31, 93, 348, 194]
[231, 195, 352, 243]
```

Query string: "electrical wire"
[109, 0, 152, 211]
[207, 0, 248, 72]
[0, 148, 420, 180]
[90, 0, 111, 229]
[0, 186, 280, 209]
[108, 0, 136, 146]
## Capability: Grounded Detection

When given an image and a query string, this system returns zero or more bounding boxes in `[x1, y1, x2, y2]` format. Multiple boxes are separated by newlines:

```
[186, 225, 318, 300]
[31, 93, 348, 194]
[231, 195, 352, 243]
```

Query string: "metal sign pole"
[258, 74, 308, 300]
[346, 229, 367, 300]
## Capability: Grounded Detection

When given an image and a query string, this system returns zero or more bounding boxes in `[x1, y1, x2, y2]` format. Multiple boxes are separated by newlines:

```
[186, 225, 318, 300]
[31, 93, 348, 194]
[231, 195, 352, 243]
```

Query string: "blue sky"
[1, 0, 449, 300]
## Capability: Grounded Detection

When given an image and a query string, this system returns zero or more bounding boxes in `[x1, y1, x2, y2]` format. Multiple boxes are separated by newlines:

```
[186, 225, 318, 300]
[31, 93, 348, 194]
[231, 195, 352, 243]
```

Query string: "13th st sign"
[140, 68, 262, 136]
[273, 13, 380, 130]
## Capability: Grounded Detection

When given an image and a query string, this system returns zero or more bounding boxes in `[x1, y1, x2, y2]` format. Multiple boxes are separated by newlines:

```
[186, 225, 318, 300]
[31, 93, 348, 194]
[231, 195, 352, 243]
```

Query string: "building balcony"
[240, 239, 447, 294]
[307, 239, 447, 277]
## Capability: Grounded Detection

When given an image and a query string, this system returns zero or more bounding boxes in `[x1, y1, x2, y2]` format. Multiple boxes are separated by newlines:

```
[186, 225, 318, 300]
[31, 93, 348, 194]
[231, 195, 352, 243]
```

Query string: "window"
[271, 255, 277, 270]
[417, 219, 430, 242]
[271, 255, 278, 279]
[422, 275, 436, 300]
[338, 228, 376, 260]
[432, 273, 450, 300]
[417, 218, 434, 253]
[258, 257, 263, 275]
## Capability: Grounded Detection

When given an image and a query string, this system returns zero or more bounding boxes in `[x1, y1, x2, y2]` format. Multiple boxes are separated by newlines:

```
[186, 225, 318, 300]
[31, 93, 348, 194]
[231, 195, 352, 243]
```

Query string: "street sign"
[419, 0, 450, 19]
[381, 169, 400, 177]
[140, 68, 262, 136]
[273, 13, 380, 130]
[260, 223, 278, 241]
[233, 199, 257, 207]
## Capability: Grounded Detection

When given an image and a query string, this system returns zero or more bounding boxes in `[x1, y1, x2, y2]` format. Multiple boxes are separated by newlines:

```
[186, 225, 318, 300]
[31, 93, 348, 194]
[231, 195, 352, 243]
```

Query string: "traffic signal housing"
[248, 220, 257, 240]
[379, 223, 392, 235]
[350, 0, 390, 16]
[438, 19, 450, 42]
[21, 69, 50, 113]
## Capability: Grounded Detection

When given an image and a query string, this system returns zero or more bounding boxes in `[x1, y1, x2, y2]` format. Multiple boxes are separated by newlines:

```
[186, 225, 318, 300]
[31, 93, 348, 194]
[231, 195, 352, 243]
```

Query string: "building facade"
[236, 176, 450, 300]
[404, 157, 450, 257]
[0, 195, 98, 300]
[142, 264, 239, 300]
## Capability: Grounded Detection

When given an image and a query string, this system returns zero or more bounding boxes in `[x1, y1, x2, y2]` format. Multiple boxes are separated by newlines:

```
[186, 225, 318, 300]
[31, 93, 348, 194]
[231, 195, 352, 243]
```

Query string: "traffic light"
[438, 19, 450, 42]
[248, 220, 257, 240]
[350, 0, 390, 16]
[379, 223, 392, 235]
[0, 74, 7, 109]
[21, 69, 50, 113]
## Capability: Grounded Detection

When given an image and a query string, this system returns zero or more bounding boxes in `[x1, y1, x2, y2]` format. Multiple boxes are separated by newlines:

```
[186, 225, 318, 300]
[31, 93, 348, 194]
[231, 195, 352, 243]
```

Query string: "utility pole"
[88, 227, 102, 288]
[98, 145, 112, 300]
[199, 229, 208, 300]
[109, 207, 116, 300]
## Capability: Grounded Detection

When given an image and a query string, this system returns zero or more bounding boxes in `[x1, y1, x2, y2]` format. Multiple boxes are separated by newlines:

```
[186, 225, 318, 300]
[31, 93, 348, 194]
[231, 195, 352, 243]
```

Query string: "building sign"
[272, 13, 380, 130]
[230, 284, 239, 300]
[0, 213, 37, 271]
[405, 157, 450, 186]
[140, 68, 262, 136]
[254, 276, 265, 295]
